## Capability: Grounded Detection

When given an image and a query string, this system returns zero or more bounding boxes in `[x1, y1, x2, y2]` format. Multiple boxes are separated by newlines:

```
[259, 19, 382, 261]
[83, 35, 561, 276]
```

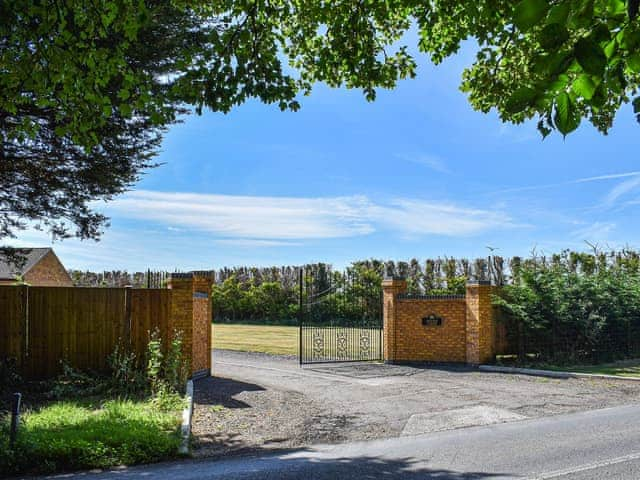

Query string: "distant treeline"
[68, 270, 172, 288]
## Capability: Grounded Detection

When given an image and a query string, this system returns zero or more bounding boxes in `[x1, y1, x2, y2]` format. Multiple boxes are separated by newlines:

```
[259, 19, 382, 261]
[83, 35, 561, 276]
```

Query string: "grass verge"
[213, 324, 298, 355]
[0, 398, 183, 476]
[539, 360, 640, 377]
[495, 356, 640, 378]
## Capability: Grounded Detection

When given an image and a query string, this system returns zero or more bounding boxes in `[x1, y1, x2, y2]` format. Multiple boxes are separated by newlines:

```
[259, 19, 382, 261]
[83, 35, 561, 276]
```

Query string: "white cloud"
[494, 171, 640, 195]
[365, 199, 514, 237]
[603, 176, 640, 206]
[397, 153, 451, 174]
[213, 239, 301, 247]
[105, 191, 374, 239]
[103, 190, 513, 240]
[571, 222, 616, 241]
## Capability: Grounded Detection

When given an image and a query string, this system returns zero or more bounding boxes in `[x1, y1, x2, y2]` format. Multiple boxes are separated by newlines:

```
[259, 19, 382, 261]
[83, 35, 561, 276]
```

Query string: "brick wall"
[24, 251, 73, 286]
[383, 279, 496, 365]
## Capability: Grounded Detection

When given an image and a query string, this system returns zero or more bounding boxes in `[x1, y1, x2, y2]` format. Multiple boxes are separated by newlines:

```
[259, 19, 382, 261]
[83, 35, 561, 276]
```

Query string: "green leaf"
[572, 74, 597, 99]
[118, 88, 130, 100]
[607, 0, 627, 17]
[574, 38, 607, 76]
[505, 87, 538, 113]
[628, 53, 640, 73]
[514, 0, 550, 31]
[539, 23, 570, 51]
[603, 39, 617, 59]
[546, 2, 571, 24]
[554, 92, 580, 135]
[119, 103, 132, 117]
[568, 0, 595, 29]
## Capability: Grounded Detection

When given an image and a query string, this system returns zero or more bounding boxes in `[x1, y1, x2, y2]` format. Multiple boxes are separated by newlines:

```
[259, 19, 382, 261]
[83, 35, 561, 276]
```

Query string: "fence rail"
[0, 286, 172, 379]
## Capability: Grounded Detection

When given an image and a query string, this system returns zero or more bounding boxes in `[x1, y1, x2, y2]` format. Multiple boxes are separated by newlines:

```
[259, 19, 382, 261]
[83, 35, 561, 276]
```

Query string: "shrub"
[107, 342, 147, 396]
[48, 361, 110, 399]
[493, 250, 640, 365]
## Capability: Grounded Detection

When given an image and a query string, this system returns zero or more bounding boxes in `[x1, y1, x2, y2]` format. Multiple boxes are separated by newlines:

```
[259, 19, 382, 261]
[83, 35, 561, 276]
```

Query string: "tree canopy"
[2, 0, 639, 241]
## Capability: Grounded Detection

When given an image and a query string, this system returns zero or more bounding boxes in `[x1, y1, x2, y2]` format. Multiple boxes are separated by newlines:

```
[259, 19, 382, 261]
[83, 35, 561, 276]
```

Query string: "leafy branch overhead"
[2, 1, 639, 241]
[472, 0, 640, 137]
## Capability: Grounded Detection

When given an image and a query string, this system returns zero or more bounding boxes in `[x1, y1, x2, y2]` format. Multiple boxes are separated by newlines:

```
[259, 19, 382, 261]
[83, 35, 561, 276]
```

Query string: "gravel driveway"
[191, 350, 640, 457]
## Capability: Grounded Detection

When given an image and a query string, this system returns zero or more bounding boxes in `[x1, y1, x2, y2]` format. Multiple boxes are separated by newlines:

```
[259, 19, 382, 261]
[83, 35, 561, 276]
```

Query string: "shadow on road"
[52, 453, 511, 480]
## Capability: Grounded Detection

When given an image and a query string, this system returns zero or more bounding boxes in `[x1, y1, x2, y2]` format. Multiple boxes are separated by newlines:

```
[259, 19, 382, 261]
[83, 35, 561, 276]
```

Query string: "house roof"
[0, 248, 54, 280]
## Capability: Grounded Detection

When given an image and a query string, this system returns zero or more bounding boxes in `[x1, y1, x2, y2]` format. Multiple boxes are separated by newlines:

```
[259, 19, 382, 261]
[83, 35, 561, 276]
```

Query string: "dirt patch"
[191, 376, 354, 457]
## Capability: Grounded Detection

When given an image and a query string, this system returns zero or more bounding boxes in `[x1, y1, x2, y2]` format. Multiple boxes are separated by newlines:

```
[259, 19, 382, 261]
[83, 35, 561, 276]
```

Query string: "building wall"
[23, 251, 73, 286]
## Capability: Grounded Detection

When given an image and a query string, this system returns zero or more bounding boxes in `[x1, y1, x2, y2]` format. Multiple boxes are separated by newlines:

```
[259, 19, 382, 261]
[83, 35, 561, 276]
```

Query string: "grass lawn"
[541, 359, 640, 377]
[496, 355, 640, 378]
[213, 323, 298, 355]
[0, 398, 183, 476]
[212, 323, 383, 361]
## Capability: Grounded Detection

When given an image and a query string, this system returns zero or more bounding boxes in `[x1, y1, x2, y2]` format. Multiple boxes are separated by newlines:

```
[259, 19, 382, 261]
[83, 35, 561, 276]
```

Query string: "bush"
[108, 342, 147, 396]
[47, 361, 110, 399]
[493, 250, 640, 365]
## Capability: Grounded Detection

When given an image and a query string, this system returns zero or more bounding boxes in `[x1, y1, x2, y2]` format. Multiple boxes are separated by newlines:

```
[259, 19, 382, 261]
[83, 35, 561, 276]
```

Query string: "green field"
[212, 324, 298, 355]
[212, 323, 382, 360]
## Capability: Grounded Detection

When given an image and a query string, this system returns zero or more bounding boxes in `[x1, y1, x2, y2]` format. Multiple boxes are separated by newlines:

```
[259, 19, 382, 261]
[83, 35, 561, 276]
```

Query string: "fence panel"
[25, 287, 127, 378]
[130, 289, 172, 359]
[0, 286, 27, 368]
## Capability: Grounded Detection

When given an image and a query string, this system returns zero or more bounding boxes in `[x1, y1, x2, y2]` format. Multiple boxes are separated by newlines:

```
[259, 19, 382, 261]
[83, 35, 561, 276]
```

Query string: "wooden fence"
[0, 286, 172, 379]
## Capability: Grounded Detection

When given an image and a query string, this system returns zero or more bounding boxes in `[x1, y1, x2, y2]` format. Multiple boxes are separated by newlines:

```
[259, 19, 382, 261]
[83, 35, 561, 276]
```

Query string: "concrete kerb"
[479, 364, 640, 382]
[178, 379, 195, 455]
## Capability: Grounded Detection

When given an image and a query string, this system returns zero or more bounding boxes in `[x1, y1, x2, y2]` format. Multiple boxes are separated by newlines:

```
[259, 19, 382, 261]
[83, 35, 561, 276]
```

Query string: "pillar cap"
[383, 275, 405, 281]
[169, 272, 193, 279]
[466, 280, 492, 286]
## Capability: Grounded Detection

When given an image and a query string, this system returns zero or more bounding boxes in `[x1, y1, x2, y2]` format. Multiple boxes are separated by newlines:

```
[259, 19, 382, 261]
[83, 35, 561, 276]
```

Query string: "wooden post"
[9, 392, 21, 447]
[124, 286, 132, 346]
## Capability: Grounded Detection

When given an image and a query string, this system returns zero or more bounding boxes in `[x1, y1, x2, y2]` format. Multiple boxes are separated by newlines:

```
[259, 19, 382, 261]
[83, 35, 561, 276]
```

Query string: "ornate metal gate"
[298, 266, 383, 364]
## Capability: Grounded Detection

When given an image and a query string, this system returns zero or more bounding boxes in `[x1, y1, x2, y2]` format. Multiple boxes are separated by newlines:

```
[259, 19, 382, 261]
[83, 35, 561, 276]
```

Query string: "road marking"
[530, 451, 640, 479]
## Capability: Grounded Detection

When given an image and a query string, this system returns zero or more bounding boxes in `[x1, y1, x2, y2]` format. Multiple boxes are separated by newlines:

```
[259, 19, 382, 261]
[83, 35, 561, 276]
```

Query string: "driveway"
[191, 350, 640, 457]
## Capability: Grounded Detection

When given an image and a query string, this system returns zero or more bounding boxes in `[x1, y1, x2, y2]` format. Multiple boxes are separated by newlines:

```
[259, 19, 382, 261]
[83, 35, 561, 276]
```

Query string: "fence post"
[124, 285, 132, 346]
[9, 392, 21, 448]
[518, 319, 525, 362]
[298, 267, 303, 365]
[22, 285, 29, 374]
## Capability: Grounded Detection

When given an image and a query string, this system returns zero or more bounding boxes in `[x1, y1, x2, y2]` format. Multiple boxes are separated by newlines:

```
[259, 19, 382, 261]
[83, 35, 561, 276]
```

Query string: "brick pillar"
[191, 271, 213, 378]
[382, 277, 407, 363]
[168, 272, 213, 378]
[465, 280, 495, 365]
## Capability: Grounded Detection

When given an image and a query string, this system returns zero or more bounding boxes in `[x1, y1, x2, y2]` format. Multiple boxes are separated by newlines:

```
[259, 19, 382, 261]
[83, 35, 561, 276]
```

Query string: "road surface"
[46, 403, 640, 479]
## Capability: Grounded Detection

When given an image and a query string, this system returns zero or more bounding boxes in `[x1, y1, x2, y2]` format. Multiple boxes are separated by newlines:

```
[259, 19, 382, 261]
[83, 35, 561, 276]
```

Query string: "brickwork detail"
[383, 279, 496, 365]
[23, 251, 73, 286]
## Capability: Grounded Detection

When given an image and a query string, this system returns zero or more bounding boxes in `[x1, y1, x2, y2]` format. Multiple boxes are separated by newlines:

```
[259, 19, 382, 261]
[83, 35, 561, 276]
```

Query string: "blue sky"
[15, 44, 640, 271]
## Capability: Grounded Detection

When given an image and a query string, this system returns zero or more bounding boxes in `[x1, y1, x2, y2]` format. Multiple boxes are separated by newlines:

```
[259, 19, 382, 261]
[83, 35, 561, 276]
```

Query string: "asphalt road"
[48, 403, 640, 480]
